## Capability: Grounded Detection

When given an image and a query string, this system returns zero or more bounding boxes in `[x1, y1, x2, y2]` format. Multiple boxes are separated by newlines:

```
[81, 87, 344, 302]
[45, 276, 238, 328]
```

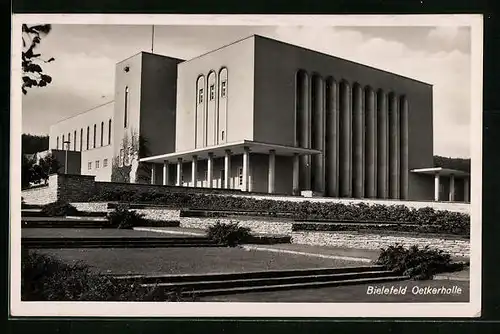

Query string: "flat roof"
[411, 167, 470, 177]
[140, 140, 321, 163]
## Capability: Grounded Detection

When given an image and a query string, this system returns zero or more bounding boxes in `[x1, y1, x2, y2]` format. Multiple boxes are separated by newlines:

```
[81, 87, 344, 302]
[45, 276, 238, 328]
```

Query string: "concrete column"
[400, 97, 409, 200]
[365, 87, 377, 198]
[464, 177, 470, 203]
[325, 78, 339, 197]
[176, 158, 183, 186]
[389, 93, 400, 199]
[353, 84, 365, 198]
[449, 174, 455, 202]
[434, 173, 440, 201]
[312, 75, 325, 194]
[292, 153, 300, 195]
[377, 90, 389, 199]
[298, 72, 311, 190]
[268, 149, 276, 194]
[150, 164, 156, 185]
[162, 160, 169, 186]
[242, 146, 250, 192]
[224, 149, 231, 189]
[207, 153, 214, 188]
[191, 155, 198, 187]
[340, 81, 352, 197]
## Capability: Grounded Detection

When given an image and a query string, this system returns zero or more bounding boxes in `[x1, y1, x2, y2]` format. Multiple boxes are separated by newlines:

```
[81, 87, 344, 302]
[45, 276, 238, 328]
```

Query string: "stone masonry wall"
[22, 183, 57, 205]
[180, 217, 293, 235]
[57, 174, 96, 202]
[291, 231, 470, 258]
[71, 202, 181, 221]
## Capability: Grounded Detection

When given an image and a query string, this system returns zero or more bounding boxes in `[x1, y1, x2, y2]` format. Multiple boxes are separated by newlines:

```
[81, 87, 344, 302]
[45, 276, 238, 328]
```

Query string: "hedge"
[292, 222, 469, 237]
[22, 250, 195, 301]
[88, 189, 469, 228]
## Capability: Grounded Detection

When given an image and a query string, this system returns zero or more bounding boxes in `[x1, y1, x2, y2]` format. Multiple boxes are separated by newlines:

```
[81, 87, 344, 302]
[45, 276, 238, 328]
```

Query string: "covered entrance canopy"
[411, 167, 470, 202]
[139, 140, 321, 193]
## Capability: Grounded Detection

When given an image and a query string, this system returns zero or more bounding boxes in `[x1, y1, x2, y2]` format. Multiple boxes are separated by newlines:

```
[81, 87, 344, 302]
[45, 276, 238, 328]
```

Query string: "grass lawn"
[199, 279, 470, 303]
[32, 247, 368, 276]
[22, 228, 191, 239]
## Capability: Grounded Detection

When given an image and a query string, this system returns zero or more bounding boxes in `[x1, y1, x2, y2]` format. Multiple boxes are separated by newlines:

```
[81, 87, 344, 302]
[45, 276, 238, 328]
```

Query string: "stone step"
[186, 275, 408, 297]
[141, 270, 397, 291]
[115, 265, 386, 284]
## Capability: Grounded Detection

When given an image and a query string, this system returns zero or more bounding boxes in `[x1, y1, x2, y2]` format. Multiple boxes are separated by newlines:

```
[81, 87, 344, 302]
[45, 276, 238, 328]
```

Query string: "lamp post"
[63, 140, 70, 174]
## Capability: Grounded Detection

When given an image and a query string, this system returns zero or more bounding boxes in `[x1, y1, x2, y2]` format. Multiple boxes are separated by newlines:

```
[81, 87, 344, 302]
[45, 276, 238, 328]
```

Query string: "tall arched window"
[80, 129, 83, 151]
[56, 136, 59, 149]
[73, 130, 77, 150]
[68, 133, 71, 149]
[108, 119, 112, 145]
[100, 121, 104, 147]
[195, 75, 205, 148]
[124, 86, 129, 128]
[86, 126, 90, 150]
[206, 71, 217, 146]
[93, 124, 97, 148]
[217, 67, 228, 144]
[62, 134, 65, 148]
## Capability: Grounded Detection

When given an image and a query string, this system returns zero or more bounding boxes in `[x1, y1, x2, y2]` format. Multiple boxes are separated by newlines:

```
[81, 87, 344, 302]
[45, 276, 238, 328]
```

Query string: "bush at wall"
[22, 250, 194, 301]
[107, 205, 146, 229]
[292, 222, 469, 237]
[40, 201, 80, 217]
[206, 221, 252, 247]
[375, 244, 468, 280]
[89, 190, 470, 231]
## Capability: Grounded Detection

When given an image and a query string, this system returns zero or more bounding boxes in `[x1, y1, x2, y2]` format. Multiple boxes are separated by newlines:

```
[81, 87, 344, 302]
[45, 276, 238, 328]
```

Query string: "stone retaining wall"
[71, 202, 181, 221]
[21, 175, 58, 205]
[291, 231, 470, 258]
[180, 217, 293, 235]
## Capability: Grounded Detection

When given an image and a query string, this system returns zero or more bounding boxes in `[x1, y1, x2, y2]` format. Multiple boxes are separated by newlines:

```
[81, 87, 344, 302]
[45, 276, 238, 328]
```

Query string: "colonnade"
[295, 70, 409, 199]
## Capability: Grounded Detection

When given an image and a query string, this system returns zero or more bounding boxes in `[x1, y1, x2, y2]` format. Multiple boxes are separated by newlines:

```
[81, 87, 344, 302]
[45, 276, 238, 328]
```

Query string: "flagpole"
[151, 25, 155, 53]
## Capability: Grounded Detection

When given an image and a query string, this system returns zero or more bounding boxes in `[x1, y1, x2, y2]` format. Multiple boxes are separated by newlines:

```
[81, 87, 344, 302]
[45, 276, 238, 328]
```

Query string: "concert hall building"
[48, 35, 470, 202]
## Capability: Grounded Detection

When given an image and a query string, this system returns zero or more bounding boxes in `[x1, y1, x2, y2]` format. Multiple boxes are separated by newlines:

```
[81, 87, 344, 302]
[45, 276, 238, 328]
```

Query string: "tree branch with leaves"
[22, 24, 55, 94]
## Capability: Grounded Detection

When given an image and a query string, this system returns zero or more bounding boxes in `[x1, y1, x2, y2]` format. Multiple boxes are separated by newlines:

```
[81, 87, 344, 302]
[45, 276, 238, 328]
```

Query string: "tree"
[37, 153, 61, 183]
[22, 155, 35, 189]
[111, 129, 151, 184]
[22, 134, 49, 154]
[22, 24, 55, 94]
[433, 156, 471, 173]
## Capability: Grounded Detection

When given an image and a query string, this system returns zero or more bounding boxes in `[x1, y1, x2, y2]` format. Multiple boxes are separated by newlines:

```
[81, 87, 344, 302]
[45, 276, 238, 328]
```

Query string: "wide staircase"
[115, 266, 408, 297]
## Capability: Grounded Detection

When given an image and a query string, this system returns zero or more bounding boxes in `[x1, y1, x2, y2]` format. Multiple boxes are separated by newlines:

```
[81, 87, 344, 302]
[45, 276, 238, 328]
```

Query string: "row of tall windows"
[195, 67, 228, 148]
[55, 119, 112, 151]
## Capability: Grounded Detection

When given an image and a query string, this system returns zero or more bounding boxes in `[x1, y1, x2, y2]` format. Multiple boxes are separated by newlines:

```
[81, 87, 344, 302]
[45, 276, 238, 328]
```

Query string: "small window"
[103, 159, 108, 167]
[238, 167, 243, 186]
[221, 130, 225, 141]
[96, 160, 100, 169]
[221, 81, 227, 97]
[209, 84, 215, 100]
[198, 88, 204, 104]
[88, 162, 92, 170]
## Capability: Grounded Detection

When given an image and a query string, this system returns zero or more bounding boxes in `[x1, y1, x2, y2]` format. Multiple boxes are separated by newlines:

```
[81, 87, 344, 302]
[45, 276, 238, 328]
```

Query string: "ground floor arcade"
[140, 140, 320, 195]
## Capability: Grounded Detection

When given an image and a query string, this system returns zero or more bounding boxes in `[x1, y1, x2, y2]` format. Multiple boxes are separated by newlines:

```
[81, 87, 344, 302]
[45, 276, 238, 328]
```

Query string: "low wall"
[94, 181, 245, 196]
[180, 217, 293, 236]
[291, 231, 470, 258]
[71, 202, 181, 221]
[22, 184, 57, 205]
[21, 174, 59, 205]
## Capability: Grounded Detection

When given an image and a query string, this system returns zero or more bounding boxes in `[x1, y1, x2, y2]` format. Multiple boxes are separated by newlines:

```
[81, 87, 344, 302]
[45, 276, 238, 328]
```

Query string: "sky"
[21, 24, 472, 158]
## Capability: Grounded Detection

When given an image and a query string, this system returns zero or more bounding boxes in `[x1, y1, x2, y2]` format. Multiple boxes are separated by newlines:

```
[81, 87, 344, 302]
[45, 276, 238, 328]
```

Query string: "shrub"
[375, 244, 468, 280]
[107, 205, 146, 229]
[21, 250, 195, 301]
[292, 222, 469, 237]
[206, 221, 252, 247]
[40, 201, 79, 217]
